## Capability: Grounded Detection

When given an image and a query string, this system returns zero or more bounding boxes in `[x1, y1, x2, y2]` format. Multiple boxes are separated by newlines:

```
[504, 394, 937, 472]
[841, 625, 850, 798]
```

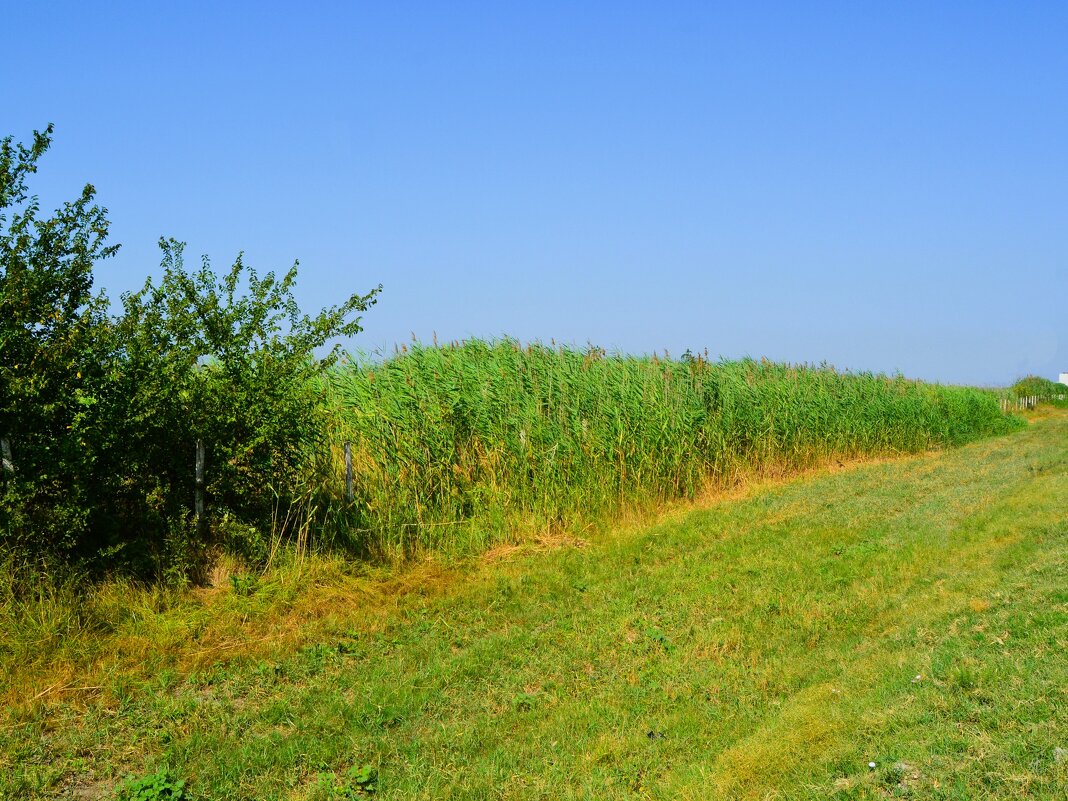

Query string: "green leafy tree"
[109, 239, 379, 571]
[0, 124, 119, 553]
[1, 126, 380, 576]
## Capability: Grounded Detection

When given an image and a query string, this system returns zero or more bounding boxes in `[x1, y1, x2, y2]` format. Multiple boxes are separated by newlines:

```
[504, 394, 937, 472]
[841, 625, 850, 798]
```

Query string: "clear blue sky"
[7, 1, 1066, 385]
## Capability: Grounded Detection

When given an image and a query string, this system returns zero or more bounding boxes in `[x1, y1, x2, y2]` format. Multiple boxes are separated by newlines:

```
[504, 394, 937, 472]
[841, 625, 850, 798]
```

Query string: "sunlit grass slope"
[4, 409, 1064, 800]
[324, 340, 1018, 556]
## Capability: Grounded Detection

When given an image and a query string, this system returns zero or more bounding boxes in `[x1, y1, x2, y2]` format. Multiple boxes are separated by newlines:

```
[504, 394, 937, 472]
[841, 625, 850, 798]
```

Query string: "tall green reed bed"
[321, 340, 1019, 558]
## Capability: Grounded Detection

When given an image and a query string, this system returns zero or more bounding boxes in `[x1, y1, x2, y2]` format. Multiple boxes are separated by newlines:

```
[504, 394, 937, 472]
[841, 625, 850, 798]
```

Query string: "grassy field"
[3, 408, 1066, 799]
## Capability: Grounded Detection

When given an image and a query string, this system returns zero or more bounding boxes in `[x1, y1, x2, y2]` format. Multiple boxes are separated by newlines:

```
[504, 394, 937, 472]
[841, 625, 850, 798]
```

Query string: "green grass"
[3, 409, 1066, 799]
[320, 341, 1018, 557]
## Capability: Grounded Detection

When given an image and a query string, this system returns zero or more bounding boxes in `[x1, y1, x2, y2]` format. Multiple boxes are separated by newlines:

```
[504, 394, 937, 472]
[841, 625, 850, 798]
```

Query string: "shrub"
[0, 126, 379, 577]
[0, 124, 118, 557]
[114, 767, 188, 801]
[1011, 375, 1063, 400]
[97, 238, 378, 574]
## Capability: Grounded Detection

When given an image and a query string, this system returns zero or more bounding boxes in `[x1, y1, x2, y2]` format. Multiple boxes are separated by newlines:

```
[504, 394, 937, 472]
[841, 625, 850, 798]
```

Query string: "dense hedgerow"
[1, 127, 378, 577]
[1010, 375, 1065, 400]
[322, 341, 1022, 557]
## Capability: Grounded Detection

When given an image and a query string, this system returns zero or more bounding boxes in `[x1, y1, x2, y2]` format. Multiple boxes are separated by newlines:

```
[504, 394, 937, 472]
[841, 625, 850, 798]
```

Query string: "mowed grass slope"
[4, 410, 1068, 799]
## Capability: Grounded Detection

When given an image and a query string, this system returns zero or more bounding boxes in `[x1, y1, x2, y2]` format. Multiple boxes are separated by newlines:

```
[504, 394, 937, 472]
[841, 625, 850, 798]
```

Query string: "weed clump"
[115, 768, 188, 801]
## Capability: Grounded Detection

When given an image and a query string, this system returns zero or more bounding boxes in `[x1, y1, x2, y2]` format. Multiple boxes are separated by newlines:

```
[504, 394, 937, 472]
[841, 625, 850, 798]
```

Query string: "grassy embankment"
[2, 406, 1064, 798]
[1, 346, 1018, 721]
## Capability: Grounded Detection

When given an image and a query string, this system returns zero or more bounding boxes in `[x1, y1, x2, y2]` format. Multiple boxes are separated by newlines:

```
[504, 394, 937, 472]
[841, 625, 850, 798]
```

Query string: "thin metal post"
[0, 437, 13, 476]
[344, 441, 354, 502]
[195, 439, 205, 524]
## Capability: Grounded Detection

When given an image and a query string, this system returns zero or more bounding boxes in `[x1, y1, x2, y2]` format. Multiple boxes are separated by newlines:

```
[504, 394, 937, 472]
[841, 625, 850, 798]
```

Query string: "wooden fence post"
[344, 441, 354, 503]
[0, 437, 13, 476]
[195, 439, 205, 526]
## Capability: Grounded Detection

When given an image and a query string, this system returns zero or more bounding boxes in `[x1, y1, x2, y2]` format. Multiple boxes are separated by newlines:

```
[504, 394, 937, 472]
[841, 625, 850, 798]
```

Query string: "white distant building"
[1060, 372, 1068, 386]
